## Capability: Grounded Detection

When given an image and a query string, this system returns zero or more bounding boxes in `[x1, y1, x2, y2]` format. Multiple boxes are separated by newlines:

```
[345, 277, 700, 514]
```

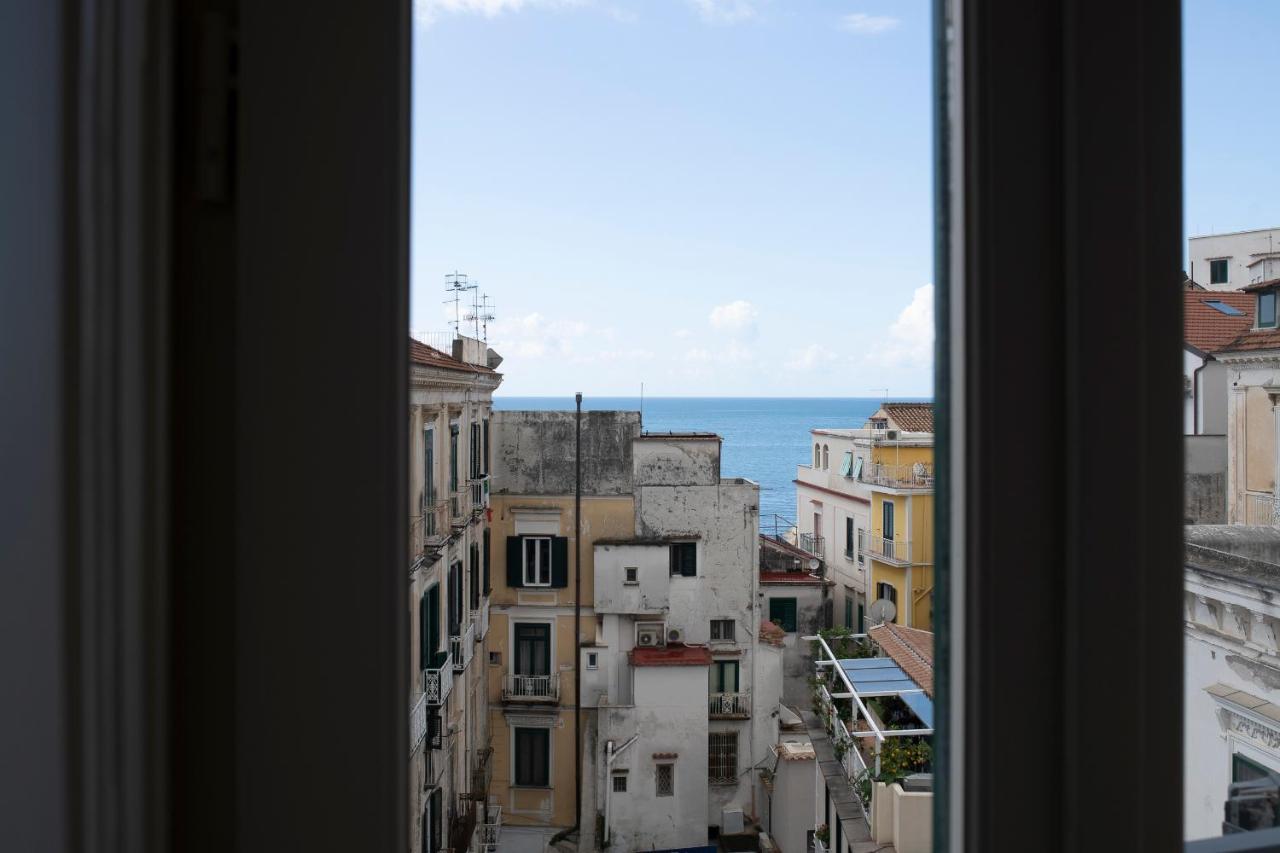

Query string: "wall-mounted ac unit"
[886, 429, 900, 440]
[636, 622, 666, 648]
[666, 627, 684, 644]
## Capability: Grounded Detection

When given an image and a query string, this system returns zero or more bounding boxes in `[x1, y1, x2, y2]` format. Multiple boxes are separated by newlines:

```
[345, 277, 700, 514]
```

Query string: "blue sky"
[411, 0, 1280, 396]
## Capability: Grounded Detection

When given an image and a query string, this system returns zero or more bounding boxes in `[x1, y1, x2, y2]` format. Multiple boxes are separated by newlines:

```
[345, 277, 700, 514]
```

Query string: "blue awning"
[838, 657, 933, 728]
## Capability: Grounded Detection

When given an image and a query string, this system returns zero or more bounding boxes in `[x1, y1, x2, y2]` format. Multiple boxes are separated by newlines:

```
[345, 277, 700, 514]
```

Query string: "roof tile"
[881, 403, 933, 433]
[1184, 291, 1255, 353]
[868, 623, 934, 698]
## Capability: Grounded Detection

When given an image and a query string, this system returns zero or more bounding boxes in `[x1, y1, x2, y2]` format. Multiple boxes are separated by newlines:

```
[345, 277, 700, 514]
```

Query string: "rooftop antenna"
[868, 388, 889, 402]
[465, 289, 496, 343]
[444, 272, 477, 337]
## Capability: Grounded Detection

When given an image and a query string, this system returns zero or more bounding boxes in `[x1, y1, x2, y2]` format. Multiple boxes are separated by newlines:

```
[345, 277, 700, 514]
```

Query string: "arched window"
[822, 445, 830, 470]
[814, 443, 821, 468]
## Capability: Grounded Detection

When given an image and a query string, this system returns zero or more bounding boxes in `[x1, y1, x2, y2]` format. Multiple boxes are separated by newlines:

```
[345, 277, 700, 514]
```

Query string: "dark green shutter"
[427, 584, 440, 664]
[483, 529, 491, 595]
[507, 536, 523, 588]
[419, 592, 428, 670]
[551, 536, 569, 588]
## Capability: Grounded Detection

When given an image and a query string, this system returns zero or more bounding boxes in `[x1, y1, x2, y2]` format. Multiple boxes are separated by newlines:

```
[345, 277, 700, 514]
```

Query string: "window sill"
[510, 784, 552, 790]
[622, 581, 639, 586]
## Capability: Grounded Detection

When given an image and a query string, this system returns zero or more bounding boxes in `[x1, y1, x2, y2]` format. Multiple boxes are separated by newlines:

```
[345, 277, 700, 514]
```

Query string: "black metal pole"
[574, 392, 583, 838]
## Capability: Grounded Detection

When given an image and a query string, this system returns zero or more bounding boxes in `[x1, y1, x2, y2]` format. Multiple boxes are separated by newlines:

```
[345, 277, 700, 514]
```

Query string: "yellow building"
[485, 409, 642, 836]
[858, 404, 935, 630]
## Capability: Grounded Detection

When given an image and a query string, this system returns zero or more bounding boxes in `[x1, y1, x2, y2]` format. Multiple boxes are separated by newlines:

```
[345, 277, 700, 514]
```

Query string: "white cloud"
[687, 0, 761, 25]
[684, 340, 752, 365]
[839, 13, 900, 34]
[865, 284, 934, 368]
[672, 328, 692, 339]
[708, 300, 759, 333]
[415, 0, 588, 26]
[786, 343, 838, 370]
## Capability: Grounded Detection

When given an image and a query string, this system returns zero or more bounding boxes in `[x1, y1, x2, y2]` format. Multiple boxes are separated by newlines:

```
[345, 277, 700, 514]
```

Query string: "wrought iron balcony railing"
[422, 650, 454, 706]
[449, 622, 475, 672]
[709, 691, 751, 718]
[502, 672, 559, 702]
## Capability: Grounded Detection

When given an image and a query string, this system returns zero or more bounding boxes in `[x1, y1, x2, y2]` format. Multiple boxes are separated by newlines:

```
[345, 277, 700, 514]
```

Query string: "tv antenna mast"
[466, 291, 496, 343]
[444, 272, 477, 337]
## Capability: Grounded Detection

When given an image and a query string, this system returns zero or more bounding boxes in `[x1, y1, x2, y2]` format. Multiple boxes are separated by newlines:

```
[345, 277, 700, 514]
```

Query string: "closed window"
[882, 500, 895, 540]
[514, 623, 551, 677]
[876, 582, 898, 617]
[1210, 257, 1229, 284]
[670, 542, 697, 577]
[813, 443, 820, 467]
[709, 732, 737, 785]
[710, 660, 739, 693]
[710, 619, 735, 641]
[523, 536, 552, 586]
[1261, 290, 1277, 328]
[856, 527, 865, 564]
[822, 444, 829, 469]
[655, 763, 674, 797]
[514, 728, 550, 787]
[769, 597, 798, 632]
[612, 773, 627, 793]
[586, 652, 598, 669]
[844, 596, 854, 629]
[845, 518, 855, 557]
[624, 566, 638, 584]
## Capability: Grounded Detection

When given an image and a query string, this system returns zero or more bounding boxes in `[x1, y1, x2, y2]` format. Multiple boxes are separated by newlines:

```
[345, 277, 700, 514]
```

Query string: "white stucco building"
[590, 433, 787, 852]
[1184, 526, 1280, 841]
[1190, 227, 1280, 291]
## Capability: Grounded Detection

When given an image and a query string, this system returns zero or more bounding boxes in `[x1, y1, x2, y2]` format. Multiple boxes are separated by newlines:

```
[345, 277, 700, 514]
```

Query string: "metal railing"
[410, 691, 428, 755]
[858, 529, 916, 565]
[709, 691, 750, 717]
[470, 600, 490, 642]
[798, 532, 825, 556]
[859, 461, 934, 489]
[502, 672, 559, 702]
[814, 837, 828, 853]
[1247, 492, 1280, 525]
[450, 622, 476, 672]
[479, 803, 502, 853]
[423, 651, 454, 706]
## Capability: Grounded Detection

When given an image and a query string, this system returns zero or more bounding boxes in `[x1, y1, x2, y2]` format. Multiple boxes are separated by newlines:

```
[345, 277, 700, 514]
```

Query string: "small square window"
[612, 773, 627, 793]
[710, 619, 735, 641]
[1210, 258, 1229, 285]
[656, 764, 674, 797]
[624, 566, 638, 584]
[586, 652, 598, 669]
[489, 651, 501, 665]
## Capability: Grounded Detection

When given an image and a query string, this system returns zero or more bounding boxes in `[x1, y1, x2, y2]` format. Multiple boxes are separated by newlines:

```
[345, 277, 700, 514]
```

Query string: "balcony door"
[710, 660, 739, 694]
[882, 500, 895, 541]
[514, 623, 551, 677]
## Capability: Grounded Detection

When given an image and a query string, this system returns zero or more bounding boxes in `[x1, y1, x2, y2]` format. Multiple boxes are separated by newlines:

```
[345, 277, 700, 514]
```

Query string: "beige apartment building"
[408, 336, 503, 853]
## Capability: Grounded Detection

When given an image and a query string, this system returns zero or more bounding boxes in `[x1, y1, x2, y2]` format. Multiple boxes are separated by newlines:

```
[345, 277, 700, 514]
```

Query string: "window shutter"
[507, 536, 523, 589]
[483, 529, 491, 595]
[551, 536, 569, 588]
[418, 592, 428, 670]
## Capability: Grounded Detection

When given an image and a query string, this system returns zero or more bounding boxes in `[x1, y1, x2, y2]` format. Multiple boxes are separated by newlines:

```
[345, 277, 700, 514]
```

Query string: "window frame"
[768, 597, 798, 633]
[624, 566, 638, 585]
[1259, 290, 1277, 329]
[710, 618, 735, 642]
[1210, 257, 1230, 285]
[708, 731, 738, 785]
[655, 763, 674, 797]
[669, 542, 697, 577]
[522, 536, 553, 587]
[512, 727, 551, 788]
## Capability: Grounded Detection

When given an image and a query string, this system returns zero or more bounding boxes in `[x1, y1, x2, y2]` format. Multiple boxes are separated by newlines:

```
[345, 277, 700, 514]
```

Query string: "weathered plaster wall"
[1185, 435, 1227, 523]
[491, 410, 641, 497]
[594, 543, 671, 614]
[633, 436, 721, 486]
[601, 665, 710, 852]
[762, 585, 826, 705]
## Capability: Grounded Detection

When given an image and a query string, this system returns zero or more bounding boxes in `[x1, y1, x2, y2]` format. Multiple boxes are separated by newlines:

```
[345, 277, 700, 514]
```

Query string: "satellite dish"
[868, 598, 897, 626]
[808, 558, 821, 572]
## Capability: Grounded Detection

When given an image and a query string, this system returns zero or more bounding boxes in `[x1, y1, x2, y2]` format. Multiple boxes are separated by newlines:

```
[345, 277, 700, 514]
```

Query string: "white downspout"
[604, 734, 639, 846]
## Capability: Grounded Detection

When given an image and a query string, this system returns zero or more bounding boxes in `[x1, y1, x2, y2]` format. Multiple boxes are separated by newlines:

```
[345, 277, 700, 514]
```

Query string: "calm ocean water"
[492, 397, 929, 523]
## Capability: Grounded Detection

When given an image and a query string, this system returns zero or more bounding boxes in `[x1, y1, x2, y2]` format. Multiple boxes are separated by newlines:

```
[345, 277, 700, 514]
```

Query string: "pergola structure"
[807, 633, 934, 813]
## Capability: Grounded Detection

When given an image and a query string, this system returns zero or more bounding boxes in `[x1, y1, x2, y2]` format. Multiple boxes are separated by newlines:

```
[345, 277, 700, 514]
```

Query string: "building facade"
[1184, 526, 1280, 840]
[759, 534, 832, 705]
[1189, 227, 1280, 291]
[408, 336, 503, 853]
[795, 404, 935, 631]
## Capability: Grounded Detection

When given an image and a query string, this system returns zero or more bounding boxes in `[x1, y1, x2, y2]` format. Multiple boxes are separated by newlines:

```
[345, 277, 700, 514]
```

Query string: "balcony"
[858, 530, 917, 566]
[470, 600, 490, 642]
[858, 461, 934, 490]
[798, 532, 825, 557]
[709, 691, 750, 718]
[502, 672, 560, 703]
[1247, 492, 1280, 525]
[423, 650, 454, 706]
[470, 474, 489, 512]
[479, 802, 502, 853]
[410, 691, 428, 755]
[814, 836, 828, 853]
[450, 621, 476, 672]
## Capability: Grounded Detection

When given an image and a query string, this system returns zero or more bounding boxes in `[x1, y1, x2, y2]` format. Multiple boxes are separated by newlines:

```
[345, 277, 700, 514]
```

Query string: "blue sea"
[492, 397, 929, 523]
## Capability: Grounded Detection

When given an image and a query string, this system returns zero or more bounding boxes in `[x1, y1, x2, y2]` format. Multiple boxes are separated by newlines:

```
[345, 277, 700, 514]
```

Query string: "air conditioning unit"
[666, 627, 684, 644]
[721, 807, 745, 834]
[886, 429, 900, 440]
[636, 623, 666, 648]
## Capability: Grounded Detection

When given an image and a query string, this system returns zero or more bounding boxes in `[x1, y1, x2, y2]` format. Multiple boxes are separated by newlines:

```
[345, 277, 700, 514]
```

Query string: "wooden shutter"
[550, 536, 569, 588]
[427, 584, 440, 662]
[418, 591, 428, 670]
[507, 536, 523, 588]
[483, 529, 491, 595]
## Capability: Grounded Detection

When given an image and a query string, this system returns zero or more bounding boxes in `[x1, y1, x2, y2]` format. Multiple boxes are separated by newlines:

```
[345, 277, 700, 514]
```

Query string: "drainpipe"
[574, 392, 583, 837]
[1192, 360, 1207, 434]
[603, 734, 639, 846]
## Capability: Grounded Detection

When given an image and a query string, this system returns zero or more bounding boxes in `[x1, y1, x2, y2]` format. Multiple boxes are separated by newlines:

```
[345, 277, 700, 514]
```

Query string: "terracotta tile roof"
[758, 620, 786, 646]
[1242, 277, 1280, 293]
[1220, 328, 1280, 354]
[868, 623, 934, 698]
[630, 644, 712, 667]
[774, 741, 816, 761]
[409, 337, 497, 374]
[881, 402, 933, 433]
[1184, 290, 1255, 353]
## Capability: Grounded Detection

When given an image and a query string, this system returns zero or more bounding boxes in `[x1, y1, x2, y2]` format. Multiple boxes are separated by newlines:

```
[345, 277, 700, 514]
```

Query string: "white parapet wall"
[871, 781, 933, 853]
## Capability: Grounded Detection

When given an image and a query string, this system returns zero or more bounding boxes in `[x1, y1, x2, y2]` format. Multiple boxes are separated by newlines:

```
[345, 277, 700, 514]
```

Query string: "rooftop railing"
[858, 461, 934, 489]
